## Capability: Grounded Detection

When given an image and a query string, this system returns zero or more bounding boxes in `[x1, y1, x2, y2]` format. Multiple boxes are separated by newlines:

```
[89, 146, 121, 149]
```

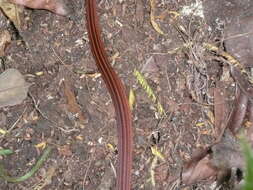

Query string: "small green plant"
[241, 139, 253, 190]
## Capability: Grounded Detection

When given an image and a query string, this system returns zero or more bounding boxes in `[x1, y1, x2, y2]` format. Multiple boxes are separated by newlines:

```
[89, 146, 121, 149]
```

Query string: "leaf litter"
[0, 68, 30, 108]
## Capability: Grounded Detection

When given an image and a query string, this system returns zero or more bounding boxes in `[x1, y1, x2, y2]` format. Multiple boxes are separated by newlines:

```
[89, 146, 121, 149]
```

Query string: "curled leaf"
[150, 0, 165, 35]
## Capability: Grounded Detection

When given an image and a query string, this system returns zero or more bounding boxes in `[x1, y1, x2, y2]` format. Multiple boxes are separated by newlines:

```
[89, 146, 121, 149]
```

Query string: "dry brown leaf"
[227, 90, 248, 134]
[58, 145, 72, 157]
[9, 0, 69, 16]
[33, 165, 56, 190]
[0, 0, 22, 29]
[182, 156, 217, 185]
[167, 148, 218, 185]
[150, 0, 165, 35]
[0, 68, 30, 108]
[214, 84, 228, 137]
[0, 30, 11, 56]
[63, 80, 86, 123]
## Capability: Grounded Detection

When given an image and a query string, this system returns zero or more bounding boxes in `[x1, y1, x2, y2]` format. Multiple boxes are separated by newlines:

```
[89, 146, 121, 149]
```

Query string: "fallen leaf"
[62, 80, 86, 123]
[148, 156, 158, 187]
[0, 0, 22, 29]
[182, 156, 217, 185]
[33, 165, 56, 189]
[107, 143, 116, 152]
[206, 109, 215, 125]
[58, 145, 72, 157]
[0, 30, 11, 56]
[0, 68, 30, 108]
[214, 84, 228, 137]
[0, 128, 7, 135]
[9, 0, 70, 16]
[227, 90, 248, 134]
[35, 141, 47, 150]
[128, 88, 135, 110]
[150, 0, 165, 35]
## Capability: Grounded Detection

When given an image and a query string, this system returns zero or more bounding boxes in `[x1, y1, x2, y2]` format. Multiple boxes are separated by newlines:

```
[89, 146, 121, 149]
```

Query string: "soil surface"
[0, 0, 244, 189]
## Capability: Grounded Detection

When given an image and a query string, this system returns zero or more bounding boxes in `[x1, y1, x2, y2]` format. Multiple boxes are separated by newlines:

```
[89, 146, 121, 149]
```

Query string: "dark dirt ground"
[0, 0, 245, 189]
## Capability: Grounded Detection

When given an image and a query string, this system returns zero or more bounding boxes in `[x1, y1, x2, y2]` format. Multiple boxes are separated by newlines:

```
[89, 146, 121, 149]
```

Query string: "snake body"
[86, 1, 133, 189]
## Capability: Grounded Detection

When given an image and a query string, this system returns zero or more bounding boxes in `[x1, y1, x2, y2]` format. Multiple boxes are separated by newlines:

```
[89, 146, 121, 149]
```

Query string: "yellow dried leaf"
[35, 71, 44, 76]
[150, 156, 158, 186]
[245, 121, 253, 128]
[128, 88, 135, 110]
[150, 0, 165, 35]
[35, 142, 47, 150]
[81, 72, 101, 79]
[75, 135, 83, 141]
[107, 143, 116, 152]
[196, 122, 205, 127]
[168, 10, 180, 19]
[0, 128, 7, 135]
[206, 110, 215, 125]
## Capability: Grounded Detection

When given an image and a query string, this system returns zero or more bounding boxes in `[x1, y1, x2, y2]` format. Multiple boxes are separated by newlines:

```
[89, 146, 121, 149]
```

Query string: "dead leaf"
[0, 68, 30, 108]
[62, 80, 86, 123]
[227, 90, 248, 134]
[9, 0, 69, 16]
[168, 148, 216, 185]
[34, 165, 56, 189]
[245, 101, 253, 146]
[231, 67, 253, 99]
[0, 30, 11, 56]
[214, 84, 228, 137]
[172, 130, 245, 186]
[128, 88, 135, 110]
[58, 145, 72, 157]
[35, 141, 47, 150]
[0, 0, 22, 29]
[182, 156, 217, 185]
[150, 0, 165, 35]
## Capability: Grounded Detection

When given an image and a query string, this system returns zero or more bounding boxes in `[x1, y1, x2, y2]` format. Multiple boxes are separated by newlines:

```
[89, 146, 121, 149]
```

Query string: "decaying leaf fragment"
[0, 68, 30, 108]
[0, 0, 22, 29]
[62, 80, 86, 123]
[8, 0, 69, 16]
[128, 88, 135, 110]
[150, 0, 165, 35]
[0, 30, 11, 56]
[214, 84, 228, 137]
